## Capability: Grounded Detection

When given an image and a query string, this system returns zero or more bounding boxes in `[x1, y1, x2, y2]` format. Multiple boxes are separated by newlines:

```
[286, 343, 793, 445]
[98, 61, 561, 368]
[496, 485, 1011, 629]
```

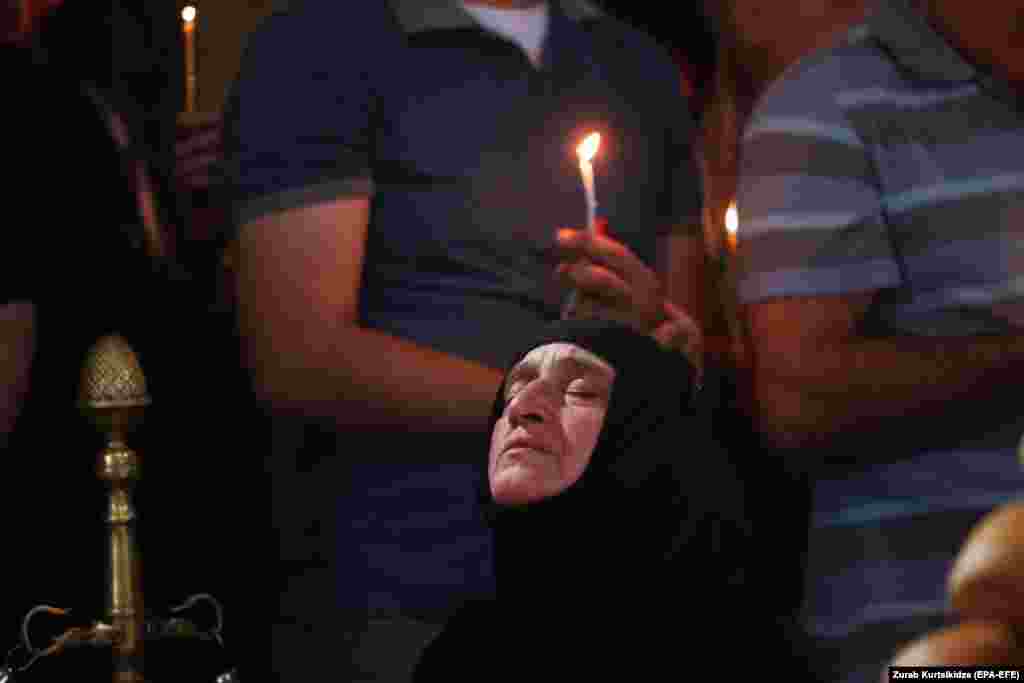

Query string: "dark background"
[598, 1, 719, 89]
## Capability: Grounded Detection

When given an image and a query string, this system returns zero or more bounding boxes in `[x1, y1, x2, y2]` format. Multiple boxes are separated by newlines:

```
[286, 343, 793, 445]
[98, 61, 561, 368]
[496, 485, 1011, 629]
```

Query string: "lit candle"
[576, 132, 601, 234]
[182, 6, 197, 114]
[725, 200, 739, 251]
[562, 132, 602, 320]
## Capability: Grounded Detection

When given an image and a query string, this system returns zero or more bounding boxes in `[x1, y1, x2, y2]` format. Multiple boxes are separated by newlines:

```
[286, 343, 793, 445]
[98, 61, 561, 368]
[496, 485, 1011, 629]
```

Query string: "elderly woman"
[413, 318, 769, 680]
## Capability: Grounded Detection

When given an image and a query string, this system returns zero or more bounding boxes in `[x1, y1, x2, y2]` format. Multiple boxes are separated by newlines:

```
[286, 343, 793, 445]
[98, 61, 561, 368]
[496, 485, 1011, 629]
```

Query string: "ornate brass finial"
[80, 335, 151, 445]
[80, 334, 151, 410]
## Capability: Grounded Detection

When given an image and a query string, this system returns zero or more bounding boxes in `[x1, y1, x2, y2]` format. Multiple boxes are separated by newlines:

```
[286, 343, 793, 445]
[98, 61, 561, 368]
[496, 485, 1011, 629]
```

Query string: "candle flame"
[577, 132, 601, 164]
[182, 6, 196, 23]
[725, 201, 739, 236]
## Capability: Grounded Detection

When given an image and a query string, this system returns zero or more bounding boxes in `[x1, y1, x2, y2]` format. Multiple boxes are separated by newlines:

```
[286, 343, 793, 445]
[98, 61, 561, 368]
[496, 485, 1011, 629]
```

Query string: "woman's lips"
[502, 437, 551, 458]
[502, 445, 543, 460]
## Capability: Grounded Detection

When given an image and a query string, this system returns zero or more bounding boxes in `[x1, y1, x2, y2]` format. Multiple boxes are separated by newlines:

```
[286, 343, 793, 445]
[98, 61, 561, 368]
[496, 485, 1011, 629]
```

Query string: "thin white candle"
[182, 6, 197, 114]
[562, 132, 602, 320]
[576, 132, 601, 234]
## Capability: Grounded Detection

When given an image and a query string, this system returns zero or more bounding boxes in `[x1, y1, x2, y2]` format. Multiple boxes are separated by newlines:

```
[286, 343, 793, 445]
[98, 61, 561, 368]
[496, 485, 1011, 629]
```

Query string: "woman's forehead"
[512, 342, 614, 377]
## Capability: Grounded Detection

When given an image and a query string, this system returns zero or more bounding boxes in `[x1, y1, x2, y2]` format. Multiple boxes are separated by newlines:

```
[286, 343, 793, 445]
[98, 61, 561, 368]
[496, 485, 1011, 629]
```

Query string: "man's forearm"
[246, 323, 504, 436]
[661, 229, 706, 330]
[235, 197, 504, 439]
[754, 333, 1024, 455]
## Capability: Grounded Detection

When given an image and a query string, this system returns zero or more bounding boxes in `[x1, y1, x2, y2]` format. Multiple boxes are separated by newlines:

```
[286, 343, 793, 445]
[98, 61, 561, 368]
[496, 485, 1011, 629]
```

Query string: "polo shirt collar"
[866, 0, 976, 82]
[388, 0, 602, 35]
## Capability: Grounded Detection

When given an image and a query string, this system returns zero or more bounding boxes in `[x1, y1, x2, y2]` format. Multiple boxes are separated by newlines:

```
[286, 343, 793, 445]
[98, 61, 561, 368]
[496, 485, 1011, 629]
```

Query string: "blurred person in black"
[1, 1, 261, 679]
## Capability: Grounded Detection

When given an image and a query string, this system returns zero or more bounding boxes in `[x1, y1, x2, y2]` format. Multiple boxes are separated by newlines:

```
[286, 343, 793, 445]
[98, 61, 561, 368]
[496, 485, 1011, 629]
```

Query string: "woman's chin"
[491, 469, 558, 506]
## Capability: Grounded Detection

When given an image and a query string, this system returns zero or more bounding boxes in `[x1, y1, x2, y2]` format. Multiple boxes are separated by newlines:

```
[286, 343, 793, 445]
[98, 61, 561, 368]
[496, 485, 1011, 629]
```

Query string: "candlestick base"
[7, 595, 239, 682]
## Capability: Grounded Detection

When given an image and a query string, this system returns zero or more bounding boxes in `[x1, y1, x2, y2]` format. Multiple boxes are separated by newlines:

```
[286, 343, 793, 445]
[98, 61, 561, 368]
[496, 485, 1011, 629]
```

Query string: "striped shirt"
[737, 0, 1024, 679]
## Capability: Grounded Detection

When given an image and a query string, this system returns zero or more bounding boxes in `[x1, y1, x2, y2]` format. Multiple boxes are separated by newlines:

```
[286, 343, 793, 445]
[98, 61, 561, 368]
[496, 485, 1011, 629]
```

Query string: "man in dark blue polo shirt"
[224, 1, 704, 679]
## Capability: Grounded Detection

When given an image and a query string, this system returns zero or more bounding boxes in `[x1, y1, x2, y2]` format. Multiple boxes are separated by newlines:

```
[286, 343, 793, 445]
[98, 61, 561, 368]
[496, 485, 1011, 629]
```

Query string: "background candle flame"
[725, 201, 738, 235]
[182, 5, 196, 23]
[725, 200, 739, 249]
[577, 132, 601, 164]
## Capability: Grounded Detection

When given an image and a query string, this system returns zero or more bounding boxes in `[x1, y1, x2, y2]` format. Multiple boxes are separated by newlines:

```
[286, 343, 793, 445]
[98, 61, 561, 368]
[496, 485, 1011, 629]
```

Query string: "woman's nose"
[507, 381, 555, 426]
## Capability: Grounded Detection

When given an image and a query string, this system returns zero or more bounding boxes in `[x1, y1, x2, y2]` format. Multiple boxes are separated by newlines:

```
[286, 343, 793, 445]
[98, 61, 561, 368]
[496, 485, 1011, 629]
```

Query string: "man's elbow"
[238, 326, 313, 413]
[238, 322, 361, 419]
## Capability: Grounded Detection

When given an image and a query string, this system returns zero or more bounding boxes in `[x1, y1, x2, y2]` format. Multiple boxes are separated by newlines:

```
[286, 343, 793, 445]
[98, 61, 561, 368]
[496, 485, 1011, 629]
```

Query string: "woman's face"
[489, 342, 615, 505]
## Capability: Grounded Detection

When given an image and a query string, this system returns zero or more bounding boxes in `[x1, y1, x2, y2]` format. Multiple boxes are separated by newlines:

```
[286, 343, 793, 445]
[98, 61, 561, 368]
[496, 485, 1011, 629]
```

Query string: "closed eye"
[566, 379, 608, 402]
[566, 390, 598, 398]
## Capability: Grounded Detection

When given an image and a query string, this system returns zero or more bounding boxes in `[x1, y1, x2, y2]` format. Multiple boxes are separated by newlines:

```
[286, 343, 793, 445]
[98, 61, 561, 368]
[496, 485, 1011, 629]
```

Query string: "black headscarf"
[416, 319, 751, 680]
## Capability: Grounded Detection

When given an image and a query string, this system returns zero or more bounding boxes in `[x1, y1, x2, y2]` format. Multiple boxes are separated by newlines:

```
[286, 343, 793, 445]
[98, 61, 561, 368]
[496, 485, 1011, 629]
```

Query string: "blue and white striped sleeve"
[736, 53, 903, 303]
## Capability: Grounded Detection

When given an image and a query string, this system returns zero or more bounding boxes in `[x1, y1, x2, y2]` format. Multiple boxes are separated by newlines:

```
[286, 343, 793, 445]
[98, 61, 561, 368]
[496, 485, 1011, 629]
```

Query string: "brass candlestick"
[80, 334, 150, 682]
[2, 334, 239, 682]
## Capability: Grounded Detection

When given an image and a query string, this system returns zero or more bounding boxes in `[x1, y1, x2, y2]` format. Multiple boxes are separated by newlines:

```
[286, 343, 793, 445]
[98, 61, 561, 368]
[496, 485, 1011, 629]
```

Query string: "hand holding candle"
[555, 132, 703, 364]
